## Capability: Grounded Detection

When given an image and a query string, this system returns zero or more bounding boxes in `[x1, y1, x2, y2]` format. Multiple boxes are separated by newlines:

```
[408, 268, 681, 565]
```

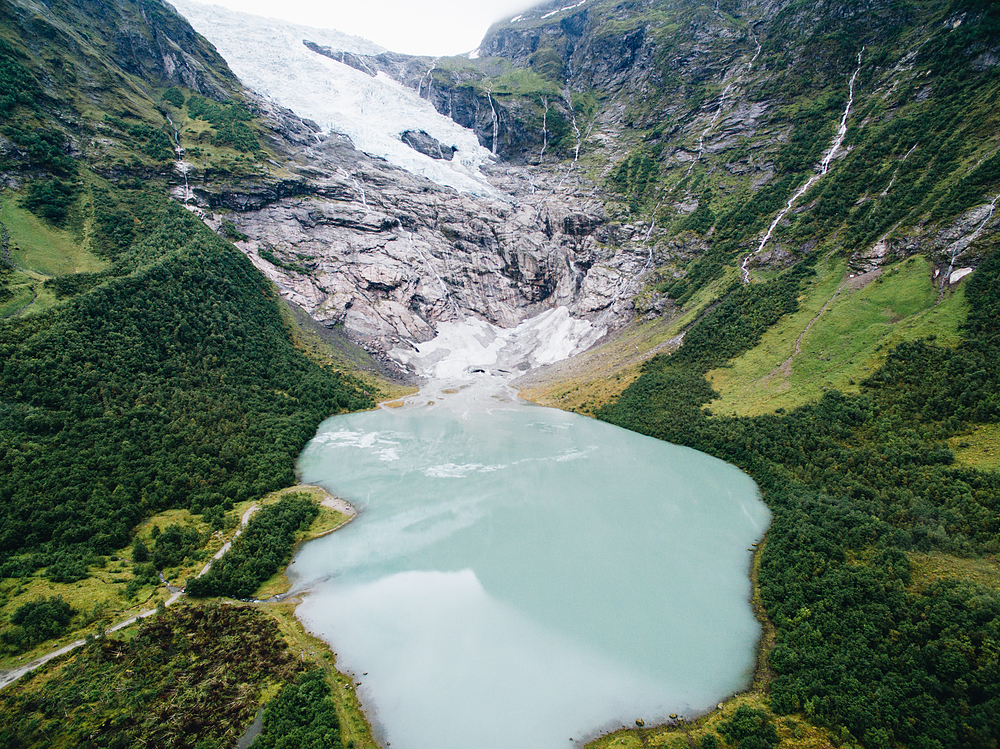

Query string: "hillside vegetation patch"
[707, 255, 967, 416]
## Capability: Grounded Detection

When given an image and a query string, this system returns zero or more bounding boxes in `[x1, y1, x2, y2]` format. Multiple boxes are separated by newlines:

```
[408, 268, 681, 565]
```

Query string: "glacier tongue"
[388, 307, 606, 409]
[172, 0, 496, 194]
[391, 307, 605, 381]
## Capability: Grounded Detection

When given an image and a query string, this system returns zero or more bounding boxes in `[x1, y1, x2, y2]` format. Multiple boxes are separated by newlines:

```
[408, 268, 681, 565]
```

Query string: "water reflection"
[292, 398, 769, 749]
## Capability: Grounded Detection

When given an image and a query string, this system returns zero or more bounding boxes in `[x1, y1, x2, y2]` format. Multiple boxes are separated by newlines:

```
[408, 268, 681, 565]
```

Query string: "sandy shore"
[319, 492, 358, 518]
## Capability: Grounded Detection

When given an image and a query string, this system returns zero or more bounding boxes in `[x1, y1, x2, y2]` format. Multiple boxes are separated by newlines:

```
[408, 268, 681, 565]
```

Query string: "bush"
[152, 524, 200, 569]
[162, 87, 185, 108]
[45, 552, 89, 583]
[21, 178, 78, 225]
[1, 595, 75, 653]
[127, 123, 175, 162]
[718, 706, 779, 749]
[187, 95, 260, 153]
[4, 127, 76, 175]
[132, 538, 149, 563]
[255, 669, 342, 749]
[0, 39, 40, 115]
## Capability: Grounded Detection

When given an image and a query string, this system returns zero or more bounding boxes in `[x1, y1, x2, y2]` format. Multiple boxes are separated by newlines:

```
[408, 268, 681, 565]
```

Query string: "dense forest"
[0, 186, 371, 581]
[599, 247, 1000, 747]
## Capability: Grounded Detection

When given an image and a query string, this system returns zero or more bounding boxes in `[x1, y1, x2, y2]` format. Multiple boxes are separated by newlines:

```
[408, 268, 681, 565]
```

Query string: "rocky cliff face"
[171, 0, 999, 373]
[184, 129, 663, 364]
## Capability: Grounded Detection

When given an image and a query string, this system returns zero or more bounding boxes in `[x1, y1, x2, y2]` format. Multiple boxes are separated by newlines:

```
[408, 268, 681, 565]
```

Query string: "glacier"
[172, 0, 497, 194]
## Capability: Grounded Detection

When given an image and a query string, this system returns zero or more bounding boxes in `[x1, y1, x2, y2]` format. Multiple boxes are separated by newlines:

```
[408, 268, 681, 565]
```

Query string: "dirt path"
[1, 486, 360, 691]
[765, 267, 881, 384]
[0, 501, 266, 691]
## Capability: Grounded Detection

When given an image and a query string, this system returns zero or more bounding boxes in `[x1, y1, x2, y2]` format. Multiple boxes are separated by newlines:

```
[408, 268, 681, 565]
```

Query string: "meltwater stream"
[290, 310, 770, 749]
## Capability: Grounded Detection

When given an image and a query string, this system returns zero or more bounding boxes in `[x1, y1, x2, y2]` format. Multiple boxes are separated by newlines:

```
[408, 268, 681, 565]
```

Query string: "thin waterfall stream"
[741, 48, 864, 283]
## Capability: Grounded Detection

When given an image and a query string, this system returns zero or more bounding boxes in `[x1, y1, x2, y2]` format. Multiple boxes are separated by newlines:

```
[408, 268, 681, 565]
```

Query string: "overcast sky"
[195, 0, 537, 56]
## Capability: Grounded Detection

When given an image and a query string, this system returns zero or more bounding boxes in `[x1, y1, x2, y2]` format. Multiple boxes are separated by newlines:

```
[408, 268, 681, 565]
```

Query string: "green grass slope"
[707, 254, 968, 416]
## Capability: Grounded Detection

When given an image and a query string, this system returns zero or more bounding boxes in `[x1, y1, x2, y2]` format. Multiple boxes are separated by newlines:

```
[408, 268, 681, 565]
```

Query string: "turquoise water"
[292, 398, 769, 749]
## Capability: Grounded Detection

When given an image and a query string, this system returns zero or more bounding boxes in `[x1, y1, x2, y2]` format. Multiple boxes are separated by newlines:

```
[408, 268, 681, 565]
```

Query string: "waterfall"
[166, 113, 193, 204]
[555, 90, 583, 189]
[485, 85, 499, 155]
[877, 143, 917, 207]
[819, 48, 865, 176]
[540, 96, 549, 161]
[684, 24, 763, 183]
[939, 194, 997, 300]
[417, 60, 437, 99]
[409, 231, 456, 315]
[741, 48, 864, 283]
[564, 89, 582, 164]
[352, 177, 368, 207]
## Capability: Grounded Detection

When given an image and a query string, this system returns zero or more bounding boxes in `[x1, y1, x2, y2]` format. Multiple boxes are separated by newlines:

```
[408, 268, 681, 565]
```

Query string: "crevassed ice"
[391, 307, 604, 382]
[172, 0, 496, 194]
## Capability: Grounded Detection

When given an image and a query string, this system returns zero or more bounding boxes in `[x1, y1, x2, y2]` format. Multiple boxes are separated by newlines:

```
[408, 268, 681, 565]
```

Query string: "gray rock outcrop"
[401, 130, 456, 160]
[185, 127, 655, 365]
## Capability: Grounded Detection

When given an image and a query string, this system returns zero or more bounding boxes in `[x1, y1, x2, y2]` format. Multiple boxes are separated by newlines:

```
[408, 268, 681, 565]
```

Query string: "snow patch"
[390, 307, 604, 382]
[541, 0, 587, 20]
[949, 267, 974, 284]
[386, 308, 604, 411]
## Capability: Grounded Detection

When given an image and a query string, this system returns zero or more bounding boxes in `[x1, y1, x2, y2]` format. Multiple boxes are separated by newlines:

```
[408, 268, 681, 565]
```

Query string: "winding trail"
[0, 490, 353, 691]
[768, 266, 881, 383]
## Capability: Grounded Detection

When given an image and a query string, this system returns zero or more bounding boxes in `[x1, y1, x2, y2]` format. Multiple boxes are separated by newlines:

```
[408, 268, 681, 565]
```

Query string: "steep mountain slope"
[0, 0, 371, 634]
[207, 0, 1000, 382]
[448, 0, 1000, 279]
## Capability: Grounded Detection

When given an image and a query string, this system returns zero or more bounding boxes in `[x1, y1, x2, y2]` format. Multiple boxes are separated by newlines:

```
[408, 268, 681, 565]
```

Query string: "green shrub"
[127, 123, 175, 162]
[162, 86, 185, 108]
[187, 95, 260, 153]
[152, 524, 200, 569]
[0, 39, 40, 115]
[43, 271, 105, 299]
[256, 669, 342, 749]
[4, 127, 76, 175]
[1, 595, 75, 653]
[718, 706, 779, 749]
[21, 178, 78, 225]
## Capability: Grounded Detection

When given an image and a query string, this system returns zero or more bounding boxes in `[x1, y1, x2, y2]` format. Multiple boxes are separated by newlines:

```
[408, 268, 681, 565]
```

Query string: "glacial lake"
[292, 394, 769, 749]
